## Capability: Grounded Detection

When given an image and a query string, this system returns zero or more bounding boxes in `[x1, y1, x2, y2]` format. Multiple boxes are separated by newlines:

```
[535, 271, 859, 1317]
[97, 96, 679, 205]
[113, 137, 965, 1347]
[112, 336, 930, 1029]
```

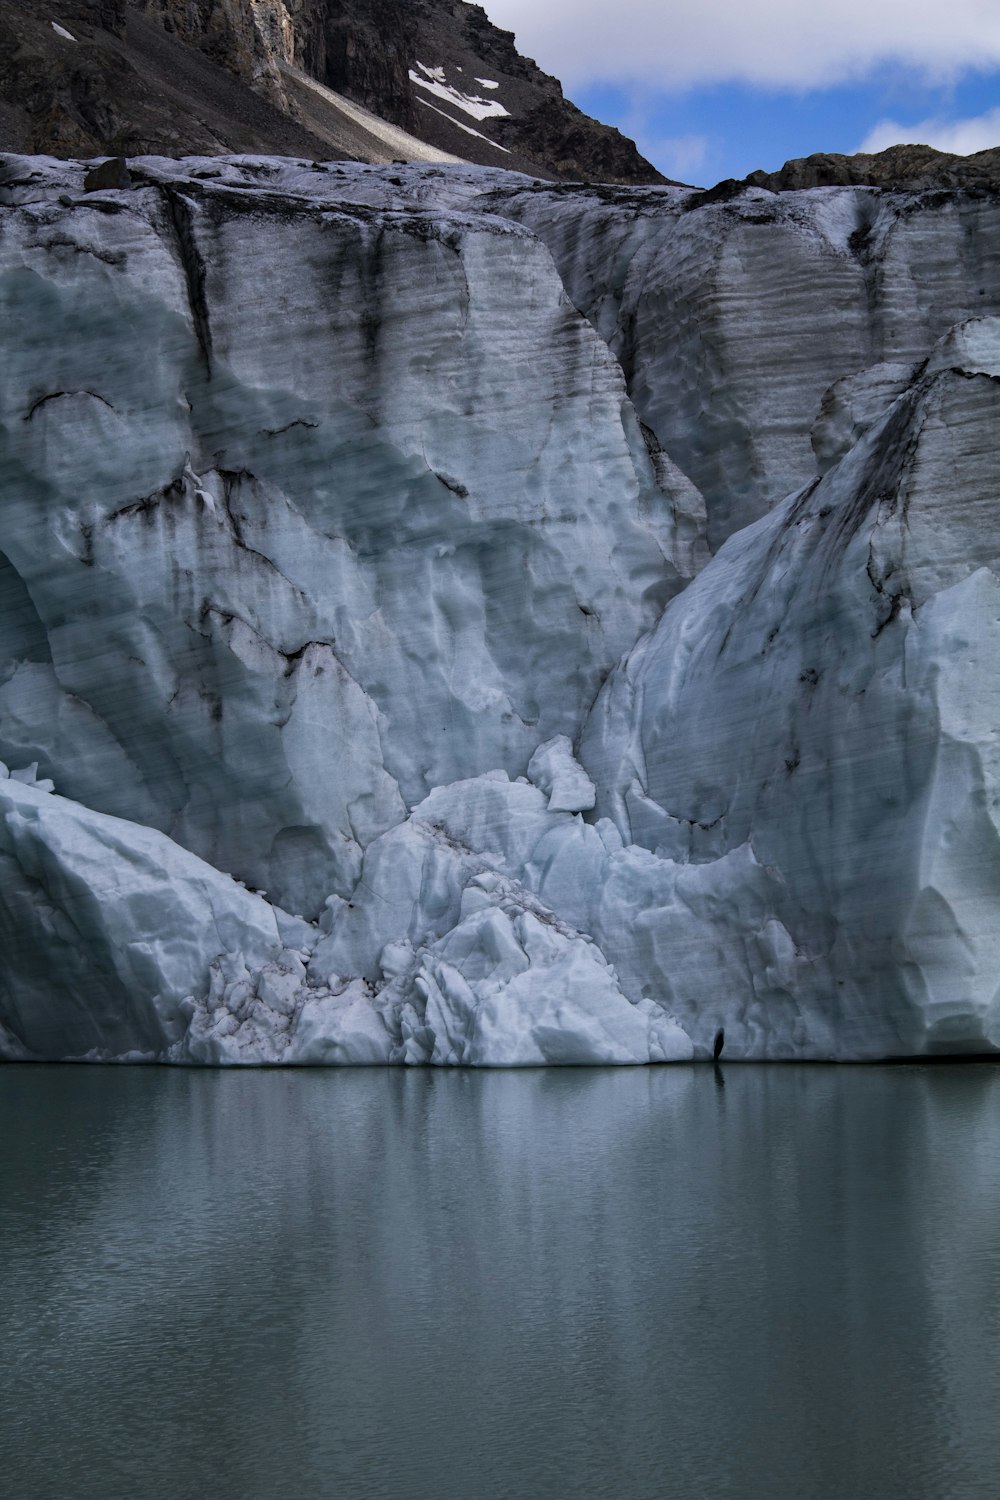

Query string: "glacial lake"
[2, 1063, 999, 1500]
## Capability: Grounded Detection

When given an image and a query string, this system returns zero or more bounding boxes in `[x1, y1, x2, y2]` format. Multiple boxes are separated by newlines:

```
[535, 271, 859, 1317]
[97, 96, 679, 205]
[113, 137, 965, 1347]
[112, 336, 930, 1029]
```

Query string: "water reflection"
[1, 1064, 998, 1499]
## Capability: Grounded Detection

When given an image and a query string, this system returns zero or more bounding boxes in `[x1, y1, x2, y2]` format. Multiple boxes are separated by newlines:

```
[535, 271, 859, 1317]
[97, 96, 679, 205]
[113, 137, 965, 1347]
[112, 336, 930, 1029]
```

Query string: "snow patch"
[410, 64, 510, 121]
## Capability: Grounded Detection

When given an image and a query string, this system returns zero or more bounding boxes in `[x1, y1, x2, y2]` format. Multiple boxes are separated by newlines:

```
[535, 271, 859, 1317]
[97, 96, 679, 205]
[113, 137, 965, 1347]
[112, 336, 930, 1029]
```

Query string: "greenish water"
[1, 1063, 999, 1499]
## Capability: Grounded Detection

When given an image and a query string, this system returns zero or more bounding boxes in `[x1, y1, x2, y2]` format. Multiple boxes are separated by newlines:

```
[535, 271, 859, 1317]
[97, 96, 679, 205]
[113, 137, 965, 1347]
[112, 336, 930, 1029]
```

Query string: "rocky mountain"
[276, 0, 668, 181]
[0, 0, 666, 181]
[1, 154, 999, 1063]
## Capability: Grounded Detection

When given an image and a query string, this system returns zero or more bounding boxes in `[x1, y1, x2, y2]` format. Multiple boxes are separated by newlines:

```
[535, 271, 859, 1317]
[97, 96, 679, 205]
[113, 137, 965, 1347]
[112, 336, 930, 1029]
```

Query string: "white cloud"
[859, 107, 1000, 156]
[612, 90, 712, 179]
[481, 1, 1000, 90]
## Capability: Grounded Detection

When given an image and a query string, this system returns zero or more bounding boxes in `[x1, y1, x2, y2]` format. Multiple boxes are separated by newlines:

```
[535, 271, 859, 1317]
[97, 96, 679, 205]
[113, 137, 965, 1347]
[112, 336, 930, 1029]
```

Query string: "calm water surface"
[1, 1063, 999, 1499]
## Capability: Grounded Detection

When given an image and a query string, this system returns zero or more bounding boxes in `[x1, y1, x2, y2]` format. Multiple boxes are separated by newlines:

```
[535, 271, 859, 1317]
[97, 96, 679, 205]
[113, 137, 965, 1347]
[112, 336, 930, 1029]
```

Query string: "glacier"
[1, 152, 999, 1063]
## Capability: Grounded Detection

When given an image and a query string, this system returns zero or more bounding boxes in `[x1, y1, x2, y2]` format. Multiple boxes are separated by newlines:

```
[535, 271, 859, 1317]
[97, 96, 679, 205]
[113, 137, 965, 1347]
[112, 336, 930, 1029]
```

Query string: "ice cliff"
[2, 154, 999, 1062]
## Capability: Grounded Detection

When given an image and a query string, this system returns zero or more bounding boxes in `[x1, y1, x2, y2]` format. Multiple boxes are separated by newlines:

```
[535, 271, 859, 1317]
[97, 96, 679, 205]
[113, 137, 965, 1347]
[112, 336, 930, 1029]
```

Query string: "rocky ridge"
[741, 143, 1000, 195]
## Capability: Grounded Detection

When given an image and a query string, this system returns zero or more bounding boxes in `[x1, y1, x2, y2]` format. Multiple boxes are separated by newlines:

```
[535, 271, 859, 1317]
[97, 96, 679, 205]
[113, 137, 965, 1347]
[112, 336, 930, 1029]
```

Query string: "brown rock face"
[0, 0, 340, 158]
[130, 0, 290, 104]
[316, 0, 417, 130]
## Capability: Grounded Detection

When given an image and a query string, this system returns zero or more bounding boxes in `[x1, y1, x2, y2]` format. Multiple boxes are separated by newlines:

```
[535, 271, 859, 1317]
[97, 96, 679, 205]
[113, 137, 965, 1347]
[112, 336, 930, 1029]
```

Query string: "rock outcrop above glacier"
[738, 143, 1000, 195]
[2, 154, 999, 1063]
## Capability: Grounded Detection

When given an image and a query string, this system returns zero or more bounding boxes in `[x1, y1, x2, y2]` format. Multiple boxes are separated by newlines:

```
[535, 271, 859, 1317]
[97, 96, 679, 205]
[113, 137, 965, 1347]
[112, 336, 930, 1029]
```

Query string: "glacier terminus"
[1, 152, 1000, 1063]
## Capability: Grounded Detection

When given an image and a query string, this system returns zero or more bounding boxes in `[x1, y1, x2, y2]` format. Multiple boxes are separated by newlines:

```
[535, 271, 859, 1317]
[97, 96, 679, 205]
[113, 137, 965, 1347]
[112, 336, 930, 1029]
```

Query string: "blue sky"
[480, 1, 1000, 185]
[574, 69, 1000, 185]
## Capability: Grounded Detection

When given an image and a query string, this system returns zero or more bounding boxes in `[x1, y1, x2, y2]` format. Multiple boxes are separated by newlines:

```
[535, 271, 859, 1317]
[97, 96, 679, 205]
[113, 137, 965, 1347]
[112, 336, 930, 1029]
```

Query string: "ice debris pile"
[1, 154, 999, 1062]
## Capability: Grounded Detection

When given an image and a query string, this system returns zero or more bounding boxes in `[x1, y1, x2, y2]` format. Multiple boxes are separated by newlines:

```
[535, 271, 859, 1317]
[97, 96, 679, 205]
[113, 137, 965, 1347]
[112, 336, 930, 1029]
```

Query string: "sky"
[479, 0, 1000, 184]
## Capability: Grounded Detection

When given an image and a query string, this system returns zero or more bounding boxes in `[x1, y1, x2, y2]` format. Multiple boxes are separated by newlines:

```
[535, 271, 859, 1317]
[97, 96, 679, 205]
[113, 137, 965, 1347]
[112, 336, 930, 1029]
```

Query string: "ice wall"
[2, 154, 999, 1062]
[489, 179, 1000, 548]
[582, 320, 1000, 1056]
[0, 155, 693, 918]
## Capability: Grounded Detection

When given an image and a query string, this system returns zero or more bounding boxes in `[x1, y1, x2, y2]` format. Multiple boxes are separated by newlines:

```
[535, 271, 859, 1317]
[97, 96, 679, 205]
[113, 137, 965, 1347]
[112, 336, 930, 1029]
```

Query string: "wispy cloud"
[859, 107, 1000, 156]
[645, 134, 711, 182]
[483, 1, 1000, 91]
